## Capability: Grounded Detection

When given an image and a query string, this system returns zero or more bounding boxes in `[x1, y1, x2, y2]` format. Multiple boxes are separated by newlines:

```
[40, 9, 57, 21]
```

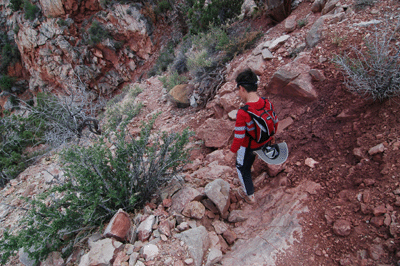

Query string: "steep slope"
[1, 0, 400, 265]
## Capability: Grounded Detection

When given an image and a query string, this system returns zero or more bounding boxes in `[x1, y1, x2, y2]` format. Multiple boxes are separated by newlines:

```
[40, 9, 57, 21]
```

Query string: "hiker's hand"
[270, 136, 276, 144]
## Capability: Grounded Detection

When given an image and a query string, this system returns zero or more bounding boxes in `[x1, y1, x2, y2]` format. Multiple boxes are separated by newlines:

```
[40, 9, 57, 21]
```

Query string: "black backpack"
[240, 98, 278, 143]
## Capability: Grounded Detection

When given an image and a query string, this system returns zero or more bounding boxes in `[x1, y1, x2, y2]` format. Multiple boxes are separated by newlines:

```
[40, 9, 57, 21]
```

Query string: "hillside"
[1, 0, 400, 265]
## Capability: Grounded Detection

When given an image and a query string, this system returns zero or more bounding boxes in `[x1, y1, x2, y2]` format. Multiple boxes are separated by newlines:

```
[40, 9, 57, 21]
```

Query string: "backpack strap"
[239, 104, 254, 148]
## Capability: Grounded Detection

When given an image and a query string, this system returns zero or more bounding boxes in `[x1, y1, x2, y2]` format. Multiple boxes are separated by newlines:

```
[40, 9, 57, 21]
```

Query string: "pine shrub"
[0, 117, 193, 264]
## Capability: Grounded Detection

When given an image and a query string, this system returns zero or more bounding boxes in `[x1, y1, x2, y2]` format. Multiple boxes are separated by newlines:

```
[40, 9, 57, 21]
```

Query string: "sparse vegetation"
[103, 86, 143, 131]
[57, 19, 68, 27]
[331, 33, 347, 47]
[25, 91, 103, 146]
[0, 112, 45, 187]
[334, 25, 400, 101]
[155, 0, 172, 15]
[187, 24, 261, 79]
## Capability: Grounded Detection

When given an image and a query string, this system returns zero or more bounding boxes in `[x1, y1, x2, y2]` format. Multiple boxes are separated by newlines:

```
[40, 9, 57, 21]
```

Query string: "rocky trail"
[1, 0, 400, 265]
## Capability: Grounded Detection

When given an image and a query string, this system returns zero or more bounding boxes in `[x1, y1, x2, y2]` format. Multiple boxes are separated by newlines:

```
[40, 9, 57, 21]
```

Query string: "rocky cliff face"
[1, 0, 156, 98]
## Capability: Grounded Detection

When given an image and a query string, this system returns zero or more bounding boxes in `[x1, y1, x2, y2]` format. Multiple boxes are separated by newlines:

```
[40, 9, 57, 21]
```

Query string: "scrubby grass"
[103, 85, 143, 131]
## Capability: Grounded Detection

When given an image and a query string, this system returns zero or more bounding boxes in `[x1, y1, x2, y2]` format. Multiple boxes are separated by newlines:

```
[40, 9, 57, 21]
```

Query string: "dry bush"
[334, 23, 400, 101]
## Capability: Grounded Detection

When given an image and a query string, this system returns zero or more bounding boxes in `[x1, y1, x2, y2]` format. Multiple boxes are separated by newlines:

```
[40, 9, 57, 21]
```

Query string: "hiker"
[229, 69, 278, 204]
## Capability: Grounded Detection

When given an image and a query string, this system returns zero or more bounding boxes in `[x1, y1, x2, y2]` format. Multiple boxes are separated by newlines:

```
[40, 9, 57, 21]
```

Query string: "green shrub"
[297, 18, 307, 28]
[57, 19, 68, 27]
[88, 21, 111, 45]
[155, 0, 172, 14]
[148, 41, 177, 76]
[0, 118, 193, 264]
[24, 0, 40, 21]
[9, 0, 23, 11]
[186, 0, 244, 34]
[0, 75, 16, 92]
[334, 25, 400, 101]
[159, 71, 188, 91]
[0, 36, 21, 72]
[186, 24, 261, 78]
[0, 114, 45, 186]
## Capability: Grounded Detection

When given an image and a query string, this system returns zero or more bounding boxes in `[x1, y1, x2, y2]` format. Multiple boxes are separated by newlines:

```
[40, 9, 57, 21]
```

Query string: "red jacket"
[230, 97, 278, 153]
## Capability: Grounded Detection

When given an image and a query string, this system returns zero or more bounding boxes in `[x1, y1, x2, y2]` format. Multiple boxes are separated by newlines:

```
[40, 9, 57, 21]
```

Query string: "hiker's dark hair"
[236, 69, 258, 92]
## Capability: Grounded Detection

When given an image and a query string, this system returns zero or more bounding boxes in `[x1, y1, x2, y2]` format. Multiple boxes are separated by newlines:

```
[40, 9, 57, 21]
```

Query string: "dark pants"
[236, 146, 256, 196]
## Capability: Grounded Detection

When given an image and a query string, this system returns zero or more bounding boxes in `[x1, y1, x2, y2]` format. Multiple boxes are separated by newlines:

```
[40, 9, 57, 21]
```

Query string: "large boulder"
[263, 0, 291, 22]
[266, 53, 317, 100]
[205, 179, 230, 218]
[78, 238, 123, 266]
[170, 187, 203, 214]
[168, 84, 194, 108]
[306, 16, 326, 48]
[196, 118, 235, 148]
[311, 0, 327, 13]
[241, 0, 258, 17]
[175, 226, 210, 266]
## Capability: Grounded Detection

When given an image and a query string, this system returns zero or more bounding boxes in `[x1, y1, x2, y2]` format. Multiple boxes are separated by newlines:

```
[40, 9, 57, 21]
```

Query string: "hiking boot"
[237, 188, 256, 204]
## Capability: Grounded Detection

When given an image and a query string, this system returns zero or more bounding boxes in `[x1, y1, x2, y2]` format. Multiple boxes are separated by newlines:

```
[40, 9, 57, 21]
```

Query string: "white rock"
[305, 158, 319, 168]
[368, 143, 385, 155]
[205, 248, 223, 266]
[268, 35, 290, 51]
[129, 252, 139, 266]
[142, 244, 159, 261]
[184, 258, 194, 265]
